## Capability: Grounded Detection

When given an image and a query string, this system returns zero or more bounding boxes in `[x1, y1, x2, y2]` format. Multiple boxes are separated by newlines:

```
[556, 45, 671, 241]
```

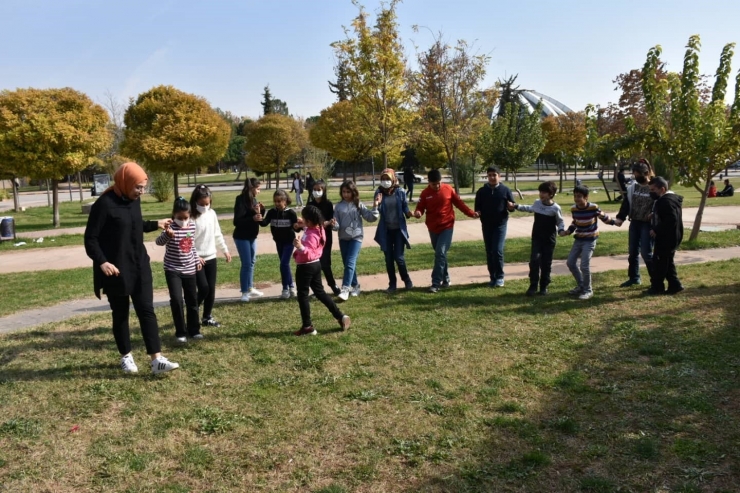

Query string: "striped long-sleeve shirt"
[156, 220, 199, 275]
[566, 202, 614, 239]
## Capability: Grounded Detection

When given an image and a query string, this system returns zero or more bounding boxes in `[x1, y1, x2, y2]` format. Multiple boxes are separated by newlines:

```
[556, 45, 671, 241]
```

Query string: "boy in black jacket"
[647, 177, 684, 295]
[474, 166, 515, 287]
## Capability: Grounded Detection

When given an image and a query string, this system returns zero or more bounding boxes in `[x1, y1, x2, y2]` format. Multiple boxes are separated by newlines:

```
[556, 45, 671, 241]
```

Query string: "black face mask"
[649, 192, 660, 200]
[635, 176, 647, 184]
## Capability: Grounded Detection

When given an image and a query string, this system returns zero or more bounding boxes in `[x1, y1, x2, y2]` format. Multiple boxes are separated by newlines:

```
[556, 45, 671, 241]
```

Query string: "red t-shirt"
[414, 183, 476, 234]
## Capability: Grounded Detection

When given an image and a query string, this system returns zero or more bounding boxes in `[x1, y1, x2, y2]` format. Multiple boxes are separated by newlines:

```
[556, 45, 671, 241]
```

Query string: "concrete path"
[1, 206, 739, 274]
[1, 246, 738, 335]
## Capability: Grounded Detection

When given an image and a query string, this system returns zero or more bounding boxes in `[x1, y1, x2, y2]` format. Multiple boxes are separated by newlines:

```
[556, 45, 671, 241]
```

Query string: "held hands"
[558, 230, 568, 237]
[254, 213, 263, 222]
[413, 210, 422, 219]
[330, 218, 337, 227]
[196, 262, 202, 271]
[649, 230, 656, 238]
[473, 211, 481, 218]
[100, 262, 120, 277]
[296, 217, 305, 229]
[199, 257, 206, 266]
[165, 226, 175, 238]
[506, 201, 516, 212]
[293, 237, 303, 250]
[157, 218, 172, 230]
[614, 218, 624, 227]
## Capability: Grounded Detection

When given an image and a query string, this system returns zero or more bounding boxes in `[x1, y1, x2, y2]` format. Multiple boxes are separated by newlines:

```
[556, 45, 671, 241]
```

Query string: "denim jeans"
[529, 236, 556, 289]
[234, 237, 257, 293]
[384, 228, 410, 288]
[567, 238, 597, 293]
[295, 192, 303, 206]
[429, 228, 454, 287]
[339, 239, 362, 288]
[482, 222, 507, 282]
[628, 220, 654, 282]
[275, 241, 294, 289]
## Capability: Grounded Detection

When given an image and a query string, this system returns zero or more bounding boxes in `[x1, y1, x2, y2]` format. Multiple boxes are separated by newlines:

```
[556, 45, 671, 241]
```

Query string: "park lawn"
[1, 261, 739, 492]
[1, 229, 739, 318]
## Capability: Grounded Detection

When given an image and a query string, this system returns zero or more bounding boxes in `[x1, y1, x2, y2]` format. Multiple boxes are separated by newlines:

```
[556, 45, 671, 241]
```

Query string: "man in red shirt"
[414, 169, 479, 292]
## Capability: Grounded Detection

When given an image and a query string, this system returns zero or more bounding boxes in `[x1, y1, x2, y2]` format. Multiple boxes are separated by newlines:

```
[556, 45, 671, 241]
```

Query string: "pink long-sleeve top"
[293, 226, 325, 264]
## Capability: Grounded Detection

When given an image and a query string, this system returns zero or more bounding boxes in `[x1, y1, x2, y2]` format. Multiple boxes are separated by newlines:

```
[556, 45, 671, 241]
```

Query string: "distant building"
[492, 90, 574, 120]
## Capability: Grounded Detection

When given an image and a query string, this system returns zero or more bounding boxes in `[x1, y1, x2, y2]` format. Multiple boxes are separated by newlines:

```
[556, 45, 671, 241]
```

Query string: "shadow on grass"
[404, 279, 740, 492]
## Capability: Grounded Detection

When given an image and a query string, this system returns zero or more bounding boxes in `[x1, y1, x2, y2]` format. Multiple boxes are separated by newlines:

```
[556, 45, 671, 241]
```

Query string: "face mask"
[649, 192, 660, 201]
[196, 204, 210, 214]
[380, 180, 392, 189]
[312, 191, 323, 199]
[635, 176, 647, 184]
[174, 219, 187, 228]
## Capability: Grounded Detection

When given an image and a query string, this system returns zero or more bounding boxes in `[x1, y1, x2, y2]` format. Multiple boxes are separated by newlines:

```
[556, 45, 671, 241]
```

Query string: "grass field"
[0, 261, 739, 492]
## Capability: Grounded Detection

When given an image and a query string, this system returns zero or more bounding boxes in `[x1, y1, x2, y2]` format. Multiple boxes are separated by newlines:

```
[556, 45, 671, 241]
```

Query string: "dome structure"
[492, 90, 574, 119]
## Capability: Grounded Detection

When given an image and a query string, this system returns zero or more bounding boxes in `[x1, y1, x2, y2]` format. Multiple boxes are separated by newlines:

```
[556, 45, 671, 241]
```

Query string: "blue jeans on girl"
[275, 241, 294, 289]
[234, 238, 257, 293]
[339, 239, 362, 288]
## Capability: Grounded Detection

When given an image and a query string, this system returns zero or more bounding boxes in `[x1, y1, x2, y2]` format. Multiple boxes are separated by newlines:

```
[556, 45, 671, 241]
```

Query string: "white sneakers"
[120, 354, 138, 373]
[338, 286, 351, 301]
[176, 336, 187, 344]
[248, 288, 264, 297]
[280, 289, 290, 299]
[240, 292, 251, 302]
[151, 356, 180, 375]
[289, 286, 297, 298]
[351, 284, 361, 297]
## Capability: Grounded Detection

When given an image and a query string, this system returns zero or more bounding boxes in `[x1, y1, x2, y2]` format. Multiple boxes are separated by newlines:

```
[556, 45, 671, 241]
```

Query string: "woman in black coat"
[84, 162, 180, 375]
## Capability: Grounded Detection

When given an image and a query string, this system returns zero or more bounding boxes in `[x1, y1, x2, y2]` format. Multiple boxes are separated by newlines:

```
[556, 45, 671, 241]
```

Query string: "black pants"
[106, 283, 161, 356]
[407, 181, 414, 200]
[529, 236, 556, 289]
[651, 249, 682, 293]
[320, 234, 338, 290]
[165, 270, 201, 337]
[196, 258, 218, 319]
[296, 262, 344, 328]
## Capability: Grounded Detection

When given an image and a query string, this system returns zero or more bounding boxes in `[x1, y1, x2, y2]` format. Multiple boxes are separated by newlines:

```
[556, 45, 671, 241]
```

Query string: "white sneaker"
[192, 334, 204, 340]
[151, 356, 180, 375]
[338, 286, 351, 301]
[578, 291, 594, 300]
[176, 336, 187, 344]
[240, 292, 250, 302]
[280, 288, 290, 299]
[248, 288, 264, 297]
[351, 284, 361, 297]
[120, 354, 138, 374]
[289, 286, 298, 298]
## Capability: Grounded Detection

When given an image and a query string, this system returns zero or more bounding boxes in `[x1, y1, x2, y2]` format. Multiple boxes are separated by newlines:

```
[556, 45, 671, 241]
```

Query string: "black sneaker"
[539, 287, 549, 296]
[404, 279, 414, 290]
[620, 279, 641, 287]
[642, 288, 665, 296]
[331, 285, 341, 296]
[441, 281, 451, 288]
[294, 326, 317, 336]
[385, 286, 397, 294]
[202, 317, 221, 328]
[666, 286, 685, 295]
[525, 287, 537, 297]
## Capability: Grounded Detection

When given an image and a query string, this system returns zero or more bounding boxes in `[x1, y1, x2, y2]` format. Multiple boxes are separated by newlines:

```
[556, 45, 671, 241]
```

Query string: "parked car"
[398, 174, 425, 184]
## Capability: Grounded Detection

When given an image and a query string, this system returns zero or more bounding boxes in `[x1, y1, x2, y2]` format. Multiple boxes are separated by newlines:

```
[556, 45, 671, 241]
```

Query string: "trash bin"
[91, 186, 97, 197]
[0, 217, 15, 241]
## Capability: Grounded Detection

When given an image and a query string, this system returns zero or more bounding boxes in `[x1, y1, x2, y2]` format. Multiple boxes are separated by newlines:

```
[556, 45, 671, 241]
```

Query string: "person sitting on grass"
[560, 185, 616, 300]
[708, 181, 718, 198]
[508, 181, 565, 296]
[717, 179, 734, 197]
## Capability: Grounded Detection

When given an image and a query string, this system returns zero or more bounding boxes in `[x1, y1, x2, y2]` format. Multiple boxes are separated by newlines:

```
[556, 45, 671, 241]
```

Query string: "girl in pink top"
[292, 205, 351, 336]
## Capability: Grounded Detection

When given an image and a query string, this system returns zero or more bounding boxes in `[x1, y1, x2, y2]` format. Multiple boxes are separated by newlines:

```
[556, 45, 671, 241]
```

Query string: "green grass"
[1, 261, 739, 491]
[1, 229, 739, 317]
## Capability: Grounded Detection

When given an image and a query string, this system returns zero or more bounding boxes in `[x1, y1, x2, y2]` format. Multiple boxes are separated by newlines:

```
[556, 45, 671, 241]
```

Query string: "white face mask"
[380, 180, 392, 189]
[173, 219, 187, 228]
[312, 190, 323, 199]
[196, 204, 210, 214]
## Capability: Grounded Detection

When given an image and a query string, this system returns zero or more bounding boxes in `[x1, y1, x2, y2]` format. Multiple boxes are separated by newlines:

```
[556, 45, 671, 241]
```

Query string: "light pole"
[371, 156, 376, 189]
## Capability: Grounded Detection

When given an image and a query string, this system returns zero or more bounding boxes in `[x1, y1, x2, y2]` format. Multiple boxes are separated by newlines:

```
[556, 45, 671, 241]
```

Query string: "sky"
[1, 0, 739, 120]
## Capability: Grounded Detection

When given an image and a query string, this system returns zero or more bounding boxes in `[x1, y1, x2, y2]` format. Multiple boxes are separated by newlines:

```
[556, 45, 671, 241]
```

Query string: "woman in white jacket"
[190, 185, 232, 327]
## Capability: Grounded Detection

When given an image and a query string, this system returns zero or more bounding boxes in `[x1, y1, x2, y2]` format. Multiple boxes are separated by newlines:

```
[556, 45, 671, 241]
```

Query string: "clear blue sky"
[1, 0, 739, 119]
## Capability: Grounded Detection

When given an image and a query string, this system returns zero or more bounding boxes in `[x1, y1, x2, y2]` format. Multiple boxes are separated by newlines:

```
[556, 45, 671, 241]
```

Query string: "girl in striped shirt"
[156, 197, 203, 342]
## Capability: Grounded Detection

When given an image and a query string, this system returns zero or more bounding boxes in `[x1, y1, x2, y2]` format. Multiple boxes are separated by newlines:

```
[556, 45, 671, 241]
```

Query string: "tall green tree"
[642, 35, 740, 240]
[0, 87, 111, 226]
[479, 102, 545, 198]
[261, 85, 289, 116]
[121, 85, 231, 198]
[328, 59, 352, 102]
[541, 111, 587, 193]
[332, 0, 412, 167]
[413, 33, 497, 193]
[244, 114, 307, 187]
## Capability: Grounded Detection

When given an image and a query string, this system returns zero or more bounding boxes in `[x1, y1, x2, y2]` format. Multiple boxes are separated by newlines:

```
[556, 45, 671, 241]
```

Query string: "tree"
[328, 59, 351, 102]
[413, 33, 497, 192]
[479, 102, 545, 198]
[244, 113, 307, 188]
[121, 85, 231, 198]
[332, 0, 412, 167]
[261, 85, 289, 116]
[541, 111, 587, 193]
[642, 35, 740, 240]
[0, 87, 111, 226]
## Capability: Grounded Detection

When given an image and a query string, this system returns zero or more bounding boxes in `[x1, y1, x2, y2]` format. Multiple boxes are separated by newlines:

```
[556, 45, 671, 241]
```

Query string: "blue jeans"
[567, 238, 597, 293]
[275, 241, 294, 289]
[234, 238, 257, 293]
[384, 228, 410, 288]
[482, 222, 507, 282]
[339, 239, 362, 288]
[429, 228, 453, 287]
[628, 220, 654, 282]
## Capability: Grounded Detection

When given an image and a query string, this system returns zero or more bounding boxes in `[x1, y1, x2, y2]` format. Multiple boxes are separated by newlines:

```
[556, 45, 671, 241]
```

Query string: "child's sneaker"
[338, 286, 351, 301]
[289, 286, 298, 298]
[578, 290, 593, 300]
[176, 336, 187, 344]
[525, 286, 537, 297]
[202, 316, 220, 327]
[120, 354, 138, 374]
[280, 289, 291, 299]
[294, 326, 317, 336]
[568, 287, 582, 296]
[339, 314, 351, 331]
[240, 292, 250, 302]
[351, 284, 361, 297]
[404, 279, 414, 290]
[331, 285, 342, 296]
[192, 333, 204, 340]
[248, 287, 264, 297]
[441, 281, 451, 288]
[428, 285, 440, 293]
[539, 287, 549, 296]
[151, 356, 180, 375]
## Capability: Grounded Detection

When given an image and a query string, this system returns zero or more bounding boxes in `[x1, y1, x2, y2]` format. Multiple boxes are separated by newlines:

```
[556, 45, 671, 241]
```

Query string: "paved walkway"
[1, 206, 738, 274]
[1, 246, 738, 334]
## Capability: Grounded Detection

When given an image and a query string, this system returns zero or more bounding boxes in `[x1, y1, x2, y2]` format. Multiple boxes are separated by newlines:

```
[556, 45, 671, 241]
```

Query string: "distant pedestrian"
[305, 172, 316, 197]
[645, 177, 684, 295]
[291, 172, 304, 207]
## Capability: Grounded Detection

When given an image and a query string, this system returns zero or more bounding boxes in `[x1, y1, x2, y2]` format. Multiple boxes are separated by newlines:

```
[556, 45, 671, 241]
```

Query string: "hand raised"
[374, 193, 382, 207]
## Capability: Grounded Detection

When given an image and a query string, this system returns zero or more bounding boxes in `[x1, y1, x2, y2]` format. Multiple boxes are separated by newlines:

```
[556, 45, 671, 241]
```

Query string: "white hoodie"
[193, 209, 229, 261]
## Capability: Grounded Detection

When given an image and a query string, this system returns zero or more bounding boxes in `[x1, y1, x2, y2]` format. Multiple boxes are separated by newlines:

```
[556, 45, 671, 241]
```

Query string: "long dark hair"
[340, 180, 360, 207]
[171, 196, 190, 219]
[240, 178, 261, 207]
[311, 179, 327, 203]
[190, 184, 211, 220]
[301, 204, 324, 227]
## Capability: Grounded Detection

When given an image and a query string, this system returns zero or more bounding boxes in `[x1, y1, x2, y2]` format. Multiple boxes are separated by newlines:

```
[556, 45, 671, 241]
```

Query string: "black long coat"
[84, 192, 160, 299]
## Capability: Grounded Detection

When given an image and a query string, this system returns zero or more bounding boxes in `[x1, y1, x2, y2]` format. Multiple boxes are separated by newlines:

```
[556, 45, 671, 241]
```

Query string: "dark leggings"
[196, 258, 218, 319]
[165, 270, 201, 338]
[296, 261, 344, 328]
[106, 283, 162, 355]
[320, 230, 338, 289]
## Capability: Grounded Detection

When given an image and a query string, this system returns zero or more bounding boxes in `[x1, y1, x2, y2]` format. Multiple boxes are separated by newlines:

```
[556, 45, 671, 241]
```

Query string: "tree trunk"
[471, 155, 477, 194]
[173, 173, 179, 198]
[77, 171, 84, 202]
[12, 175, 20, 212]
[559, 166, 564, 196]
[46, 179, 51, 207]
[52, 179, 60, 228]
[688, 179, 710, 241]
[598, 169, 612, 201]
[513, 172, 523, 200]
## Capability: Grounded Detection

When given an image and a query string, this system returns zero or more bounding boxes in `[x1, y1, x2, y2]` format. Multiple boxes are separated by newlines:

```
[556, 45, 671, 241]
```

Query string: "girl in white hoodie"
[190, 185, 232, 327]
